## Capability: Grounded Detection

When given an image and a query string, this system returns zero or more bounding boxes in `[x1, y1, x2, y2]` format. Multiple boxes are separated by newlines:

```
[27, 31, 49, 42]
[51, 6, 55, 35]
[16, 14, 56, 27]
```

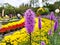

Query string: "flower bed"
[0, 18, 54, 45]
[0, 18, 25, 33]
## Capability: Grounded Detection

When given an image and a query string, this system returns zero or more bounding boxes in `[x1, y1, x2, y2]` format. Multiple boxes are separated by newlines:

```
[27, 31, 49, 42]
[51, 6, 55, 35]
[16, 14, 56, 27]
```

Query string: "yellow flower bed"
[1, 18, 54, 45]
[2, 18, 24, 28]
[0, 43, 6, 45]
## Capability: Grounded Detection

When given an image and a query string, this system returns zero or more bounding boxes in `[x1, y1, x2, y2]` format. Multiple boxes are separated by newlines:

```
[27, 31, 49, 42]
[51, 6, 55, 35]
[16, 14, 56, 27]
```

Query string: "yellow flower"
[32, 42, 39, 45]
[13, 41, 18, 45]
[0, 43, 6, 45]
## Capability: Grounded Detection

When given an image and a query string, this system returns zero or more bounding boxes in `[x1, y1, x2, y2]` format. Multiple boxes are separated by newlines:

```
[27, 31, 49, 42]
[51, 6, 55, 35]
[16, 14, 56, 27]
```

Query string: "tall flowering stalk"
[49, 12, 56, 33]
[49, 12, 58, 45]
[38, 16, 42, 29]
[49, 12, 58, 32]
[49, 12, 55, 45]
[50, 12, 55, 20]
[24, 9, 35, 45]
[54, 19, 58, 32]
[38, 16, 42, 44]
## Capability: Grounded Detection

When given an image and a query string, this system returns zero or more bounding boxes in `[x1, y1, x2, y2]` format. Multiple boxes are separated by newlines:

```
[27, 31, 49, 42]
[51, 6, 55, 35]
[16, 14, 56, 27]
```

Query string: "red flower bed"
[0, 22, 25, 33]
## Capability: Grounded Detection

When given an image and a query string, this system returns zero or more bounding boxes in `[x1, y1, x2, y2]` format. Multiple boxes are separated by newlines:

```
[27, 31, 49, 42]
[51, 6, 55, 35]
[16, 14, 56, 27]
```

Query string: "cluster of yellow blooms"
[0, 18, 54, 45]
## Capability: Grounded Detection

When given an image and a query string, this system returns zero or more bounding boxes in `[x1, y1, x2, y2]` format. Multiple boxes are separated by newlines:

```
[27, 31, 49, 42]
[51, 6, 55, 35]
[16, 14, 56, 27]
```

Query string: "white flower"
[17, 14, 21, 17]
[55, 9, 60, 13]
[5, 15, 8, 17]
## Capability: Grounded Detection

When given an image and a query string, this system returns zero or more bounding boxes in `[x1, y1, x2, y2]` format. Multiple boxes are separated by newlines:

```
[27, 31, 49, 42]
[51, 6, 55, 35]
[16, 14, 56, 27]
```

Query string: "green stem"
[30, 33, 31, 45]
[39, 29, 41, 44]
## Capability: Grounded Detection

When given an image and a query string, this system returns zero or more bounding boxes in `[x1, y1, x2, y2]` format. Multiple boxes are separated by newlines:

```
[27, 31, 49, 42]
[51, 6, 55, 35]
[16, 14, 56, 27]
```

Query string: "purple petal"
[50, 12, 56, 20]
[54, 19, 58, 32]
[41, 41, 45, 45]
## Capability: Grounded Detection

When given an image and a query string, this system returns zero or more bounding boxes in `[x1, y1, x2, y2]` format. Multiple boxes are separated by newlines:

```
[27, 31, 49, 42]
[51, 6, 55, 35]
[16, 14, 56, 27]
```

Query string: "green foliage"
[0, 17, 3, 20]
[17, 4, 31, 15]
[4, 4, 16, 15]
[0, 7, 3, 13]
[0, 3, 33, 16]
[30, 0, 39, 7]
[45, 4, 55, 12]
[54, 1, 60, 9]
[45, 1, 60, 12]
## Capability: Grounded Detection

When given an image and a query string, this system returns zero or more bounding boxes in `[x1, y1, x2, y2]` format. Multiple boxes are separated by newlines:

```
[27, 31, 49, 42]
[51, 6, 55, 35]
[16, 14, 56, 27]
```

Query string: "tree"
[42, 0, 48, 2]
[0, 7, 3, 13]
[4, 4, 16, 15]
[17, 4, 32, 15]
[45, 4, 55, 12]
[30, 0, 39, 7]
[54, 1, 60, 9]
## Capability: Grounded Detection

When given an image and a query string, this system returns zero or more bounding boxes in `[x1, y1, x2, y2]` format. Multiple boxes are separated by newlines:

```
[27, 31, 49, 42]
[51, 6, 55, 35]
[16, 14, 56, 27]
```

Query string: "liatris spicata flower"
[50, 12, 55, 20]
[24, 9, 35, 45]
[38, 16, 42, 29]
[24, 9, 35, 34]
[54, 19, 58, 32]
[41, 41, 45, 45]
[48, 30, 52, 35]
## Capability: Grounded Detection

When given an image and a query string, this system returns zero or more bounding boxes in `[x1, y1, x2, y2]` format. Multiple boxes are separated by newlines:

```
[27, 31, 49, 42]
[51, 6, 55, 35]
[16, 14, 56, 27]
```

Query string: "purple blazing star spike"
[50, 12, 56, 20]
[48, 30, 52, 35]
[54, 19, 58, 32]
[41, 41, 45, 45]
[24, 9, 35, 34]
[38, 16, 42, 29]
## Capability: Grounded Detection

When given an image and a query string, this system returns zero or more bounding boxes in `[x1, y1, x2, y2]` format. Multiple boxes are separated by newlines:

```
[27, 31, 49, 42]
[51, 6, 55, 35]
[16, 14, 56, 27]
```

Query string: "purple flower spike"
[54, 19, 58, 32]
[50, 12, 55, 20]
[41, 41, 45, 45]
[24, 9, 35, 34]
[48, 30, 52, 35]
[38, 16, 42, 29]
